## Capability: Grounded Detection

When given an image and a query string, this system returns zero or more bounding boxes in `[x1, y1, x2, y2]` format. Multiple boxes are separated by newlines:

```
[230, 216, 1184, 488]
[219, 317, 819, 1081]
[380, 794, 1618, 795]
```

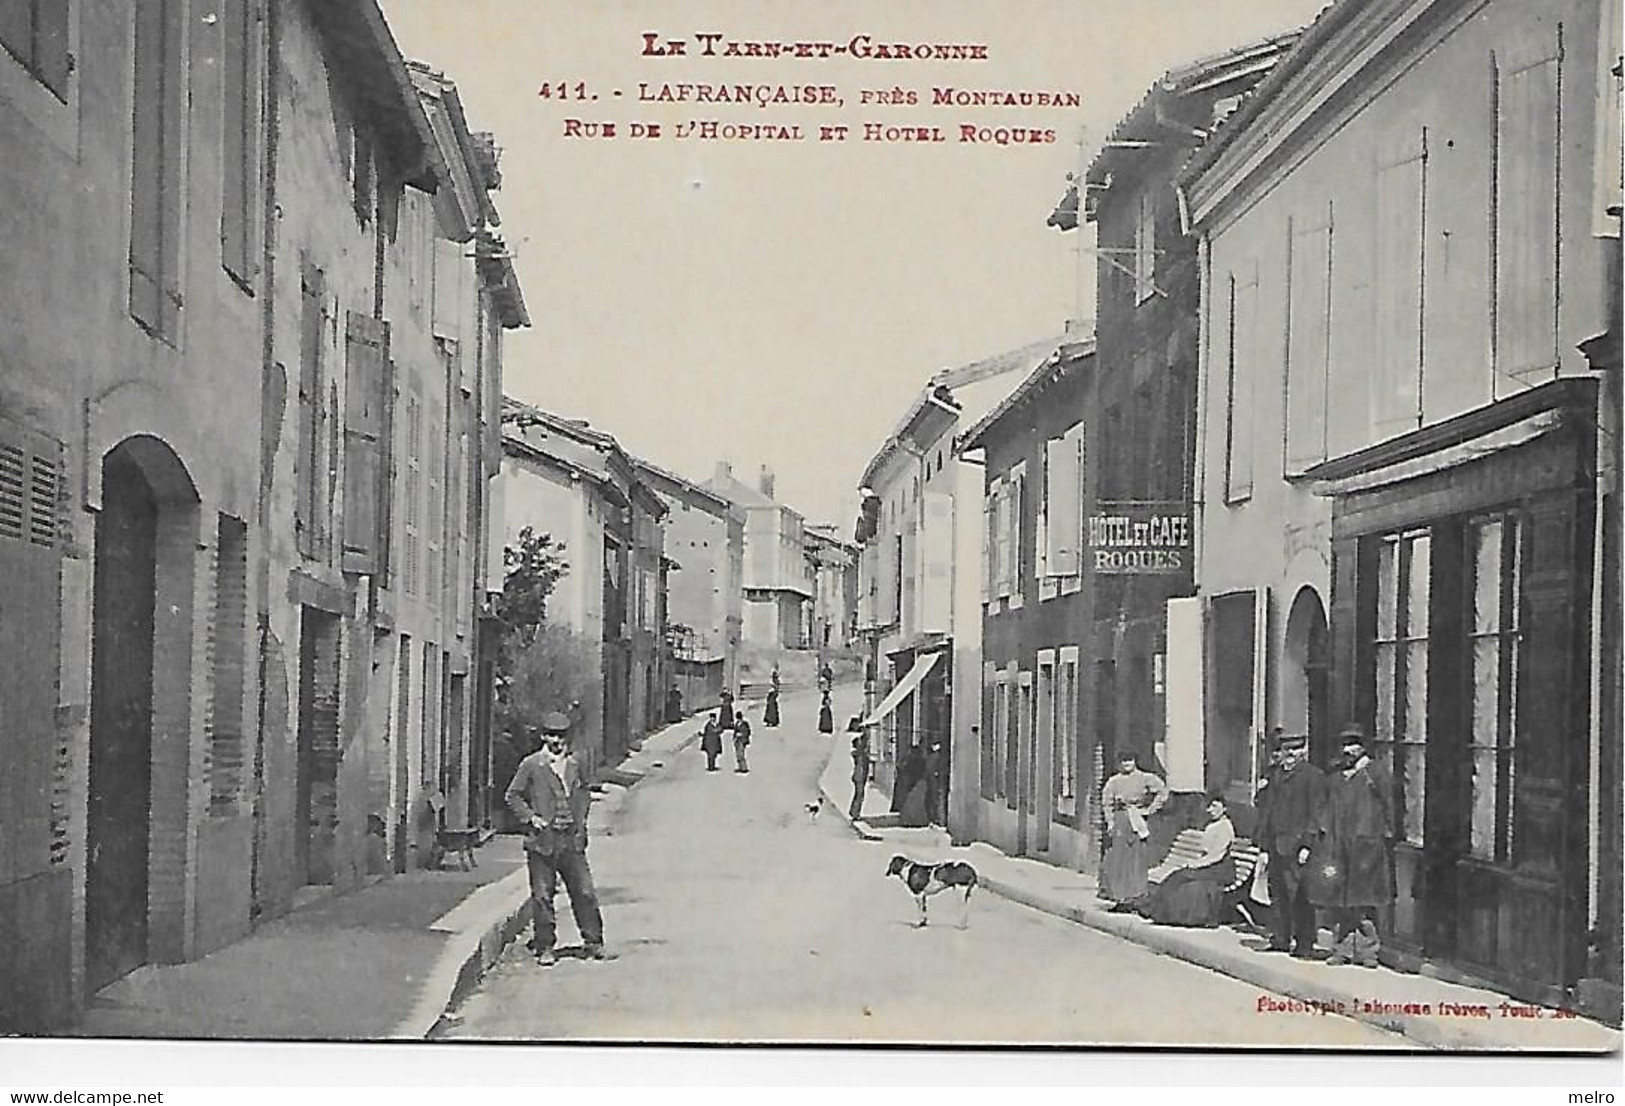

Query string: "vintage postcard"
[0, 0, 1621, 1075]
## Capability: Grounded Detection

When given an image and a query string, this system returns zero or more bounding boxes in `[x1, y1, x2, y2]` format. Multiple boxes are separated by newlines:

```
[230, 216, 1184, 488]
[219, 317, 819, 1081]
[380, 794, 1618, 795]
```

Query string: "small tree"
[495, 526, 568, 650]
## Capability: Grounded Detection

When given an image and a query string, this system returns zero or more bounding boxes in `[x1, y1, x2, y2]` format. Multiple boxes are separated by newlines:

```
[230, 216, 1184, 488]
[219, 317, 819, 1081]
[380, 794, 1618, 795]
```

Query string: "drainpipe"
[1191, 232, 1210, 593]
[250, 0, 284, 920]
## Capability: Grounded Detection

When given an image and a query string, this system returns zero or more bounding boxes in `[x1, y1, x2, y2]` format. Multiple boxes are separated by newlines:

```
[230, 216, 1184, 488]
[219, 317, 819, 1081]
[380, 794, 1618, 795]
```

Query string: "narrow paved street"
[442, 687, 1403, 1047]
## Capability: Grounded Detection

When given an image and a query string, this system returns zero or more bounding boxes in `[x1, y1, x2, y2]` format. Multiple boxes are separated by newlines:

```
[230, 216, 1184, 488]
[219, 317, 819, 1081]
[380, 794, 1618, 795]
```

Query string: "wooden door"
[87, 454, 158, 991]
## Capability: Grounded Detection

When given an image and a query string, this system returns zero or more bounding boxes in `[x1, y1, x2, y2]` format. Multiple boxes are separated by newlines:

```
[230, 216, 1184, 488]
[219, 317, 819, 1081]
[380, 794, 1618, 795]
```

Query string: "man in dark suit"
[1309, 725, 1396, 968]
[505, 711, 606, 965]
[1254, 731, 1325, 958]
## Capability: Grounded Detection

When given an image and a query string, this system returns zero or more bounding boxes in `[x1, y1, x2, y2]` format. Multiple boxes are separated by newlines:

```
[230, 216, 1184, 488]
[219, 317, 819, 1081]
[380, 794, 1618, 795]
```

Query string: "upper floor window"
[129, 0, 185, 341]
[220, 0, 261, 286]
[0, 0, 69, 100]
[1134, 189, 1156, 303]
[1223, 268, 1257, 503]
[1373, 129, 1427, 436]
[1494, 30, 1564, 390]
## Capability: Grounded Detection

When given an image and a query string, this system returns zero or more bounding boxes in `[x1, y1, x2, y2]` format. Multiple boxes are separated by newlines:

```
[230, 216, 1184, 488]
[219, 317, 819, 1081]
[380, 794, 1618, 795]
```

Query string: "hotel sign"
[1087, 502, 1193, 575]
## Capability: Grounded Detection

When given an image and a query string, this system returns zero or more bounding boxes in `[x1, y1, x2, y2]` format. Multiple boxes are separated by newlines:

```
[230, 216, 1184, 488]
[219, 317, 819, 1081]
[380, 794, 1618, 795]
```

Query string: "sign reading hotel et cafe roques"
[1086, 503, 1193, 575]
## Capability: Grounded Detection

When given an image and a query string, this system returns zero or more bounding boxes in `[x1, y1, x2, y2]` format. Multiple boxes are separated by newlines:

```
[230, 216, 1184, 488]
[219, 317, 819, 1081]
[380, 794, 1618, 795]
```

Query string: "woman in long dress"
[1140, 791, 1236, 927]
[1100, 751, 1168, 910]
[764, 688, 781, 727]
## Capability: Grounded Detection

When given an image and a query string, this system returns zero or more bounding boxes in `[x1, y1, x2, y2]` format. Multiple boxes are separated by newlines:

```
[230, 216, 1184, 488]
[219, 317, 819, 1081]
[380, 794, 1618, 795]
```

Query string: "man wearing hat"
[1308, 724, 1396, 968]
[1253, 729, 1326, 957]
[504, 711, 606, 965]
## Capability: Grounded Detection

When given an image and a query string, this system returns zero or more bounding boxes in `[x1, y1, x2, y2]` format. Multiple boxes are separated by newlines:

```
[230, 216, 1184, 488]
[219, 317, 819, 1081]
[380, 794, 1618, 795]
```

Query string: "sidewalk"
[72, 712, 709, 1041]
[817, 736, 1621, 1052]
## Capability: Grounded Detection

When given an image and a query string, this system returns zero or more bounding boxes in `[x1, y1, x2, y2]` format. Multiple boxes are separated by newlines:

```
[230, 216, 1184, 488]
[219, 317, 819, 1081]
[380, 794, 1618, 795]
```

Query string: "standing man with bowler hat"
[505, 711, 607, 965]
[1254, 731, 1326, 957]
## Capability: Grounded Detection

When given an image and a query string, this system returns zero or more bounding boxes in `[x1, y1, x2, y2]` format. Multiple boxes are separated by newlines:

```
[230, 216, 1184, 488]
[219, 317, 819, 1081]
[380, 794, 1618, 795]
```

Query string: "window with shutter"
[220, 0, 260, 285]
[980, 487, 993, 605]
[0, 415, 62, 888]
[426, 403, 443, 601]
[1494, 34, 1563, 389]
[1224, 271, 1258, 502]
[342, 312, 388, 575]
[1135, 189, 1156, 304]
[1285, 208, 1333, 475]
[402, 390, 422, 595]
[129, 0, 183, 339]
[1008, 465, 1025, 605]
[1045, 430, 1081, 578]
[1, 0, 70, 100]
[295, 263, 324, 558]
[1374, 131, 1427, 435]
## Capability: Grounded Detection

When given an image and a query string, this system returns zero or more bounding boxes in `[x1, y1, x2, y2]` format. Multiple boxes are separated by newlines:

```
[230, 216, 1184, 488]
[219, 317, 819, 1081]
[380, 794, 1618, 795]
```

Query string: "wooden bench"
[1148, 828, 1263, 897]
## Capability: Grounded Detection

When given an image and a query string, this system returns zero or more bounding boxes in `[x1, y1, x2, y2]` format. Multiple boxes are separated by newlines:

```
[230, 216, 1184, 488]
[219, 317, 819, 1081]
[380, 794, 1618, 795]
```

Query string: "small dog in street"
[804, 799, 822, 821]
[886, 855, 978, 929]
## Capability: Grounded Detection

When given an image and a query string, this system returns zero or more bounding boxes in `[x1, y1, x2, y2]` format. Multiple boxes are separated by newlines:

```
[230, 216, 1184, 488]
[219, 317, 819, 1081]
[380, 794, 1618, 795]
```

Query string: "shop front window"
[1373, 530, 1430, 847]
[1468, 514, 1523, 862]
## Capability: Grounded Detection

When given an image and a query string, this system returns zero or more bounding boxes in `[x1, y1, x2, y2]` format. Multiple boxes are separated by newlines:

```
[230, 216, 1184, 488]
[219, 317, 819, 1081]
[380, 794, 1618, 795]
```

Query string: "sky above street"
[381, 0, 1330, 525]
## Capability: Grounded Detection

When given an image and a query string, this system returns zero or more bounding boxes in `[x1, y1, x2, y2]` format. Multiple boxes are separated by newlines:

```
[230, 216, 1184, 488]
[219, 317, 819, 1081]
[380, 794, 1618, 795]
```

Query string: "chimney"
[759, 464, 775, 500]
[714, 460, 733, 486]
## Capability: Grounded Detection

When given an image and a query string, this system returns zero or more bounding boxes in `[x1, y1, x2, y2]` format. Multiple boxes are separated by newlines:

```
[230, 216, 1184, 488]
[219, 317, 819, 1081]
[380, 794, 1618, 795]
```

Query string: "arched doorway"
[86, 437, 197, 991]
[1282, 586, 1330, 766]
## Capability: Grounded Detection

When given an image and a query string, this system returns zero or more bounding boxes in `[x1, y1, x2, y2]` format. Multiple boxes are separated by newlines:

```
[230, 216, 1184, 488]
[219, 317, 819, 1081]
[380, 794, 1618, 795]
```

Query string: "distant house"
[853, 338, 1062, 830]
[705, 463, 814, 652]
[805, 522, 859, 653]
[634, 457, 746, 709]
[499, 402, 667, 771]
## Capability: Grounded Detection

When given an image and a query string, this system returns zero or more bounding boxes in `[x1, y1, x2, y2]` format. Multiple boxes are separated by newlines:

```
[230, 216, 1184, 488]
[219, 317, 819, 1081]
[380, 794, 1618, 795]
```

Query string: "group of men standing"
[1255, 725, 1397, 967]
[699, 690, 755, 773]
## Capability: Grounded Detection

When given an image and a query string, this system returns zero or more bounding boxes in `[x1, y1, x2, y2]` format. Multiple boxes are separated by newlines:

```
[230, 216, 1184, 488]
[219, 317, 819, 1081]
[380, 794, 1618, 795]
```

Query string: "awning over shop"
[861, 652, 942, 728]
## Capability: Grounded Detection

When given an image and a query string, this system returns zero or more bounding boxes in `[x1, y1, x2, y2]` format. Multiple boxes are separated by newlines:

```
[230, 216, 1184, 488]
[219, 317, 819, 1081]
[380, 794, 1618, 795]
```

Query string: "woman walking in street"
[764, 687, 781, 728]
[700, 713, 723, 772]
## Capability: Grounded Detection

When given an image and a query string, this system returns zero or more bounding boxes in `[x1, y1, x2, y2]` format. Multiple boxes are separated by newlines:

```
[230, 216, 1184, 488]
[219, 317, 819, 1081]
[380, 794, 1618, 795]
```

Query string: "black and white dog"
[886, 855, 978, 929]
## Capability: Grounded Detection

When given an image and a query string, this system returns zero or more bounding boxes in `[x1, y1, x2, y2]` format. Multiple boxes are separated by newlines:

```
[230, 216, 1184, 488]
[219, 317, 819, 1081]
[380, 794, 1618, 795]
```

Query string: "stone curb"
[812, 741, 1614, 1052]
[814, 735, 883, 842]
[404, 717, 708, 1039]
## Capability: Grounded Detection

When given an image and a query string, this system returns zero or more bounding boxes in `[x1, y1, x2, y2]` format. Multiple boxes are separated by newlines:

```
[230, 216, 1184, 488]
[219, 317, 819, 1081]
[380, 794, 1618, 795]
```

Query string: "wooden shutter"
[128, 0, 165, 331]
[1326, 536, 1365, 766]
[1010, 468, 1025, 598]
[1495, 36, 1563, 387]
[1164, 597, 1204, 791]
[295, 262, 323, 557]
[35, 0, 68, 98]
[1, 2, 71, 100]
[156, 0, 185, 326]
[1374, 131, 1427, 435]
[1286, 210, 1333, 474]
[920, 492, 953, 633]
[402, 390, 422, 594]
[220, 0, 259, 282]
[1045, 430, 1081, 576]
[342, 312, 388, 574]
[981, 487, 993, 601]
[0, 416, 62, 886]
[1225, 272, 1257, 501]
[377, 354, 397, 588]
[1250, 586, 1271, 795]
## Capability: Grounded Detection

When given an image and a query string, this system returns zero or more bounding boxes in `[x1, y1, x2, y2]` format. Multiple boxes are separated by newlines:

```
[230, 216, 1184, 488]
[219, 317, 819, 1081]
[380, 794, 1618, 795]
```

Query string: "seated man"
[1139, 791, 1236, 928]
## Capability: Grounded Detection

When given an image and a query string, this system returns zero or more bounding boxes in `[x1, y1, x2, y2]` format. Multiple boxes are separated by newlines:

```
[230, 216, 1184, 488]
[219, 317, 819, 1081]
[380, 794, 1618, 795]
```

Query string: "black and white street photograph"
[0, 0, 1622, 1090]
